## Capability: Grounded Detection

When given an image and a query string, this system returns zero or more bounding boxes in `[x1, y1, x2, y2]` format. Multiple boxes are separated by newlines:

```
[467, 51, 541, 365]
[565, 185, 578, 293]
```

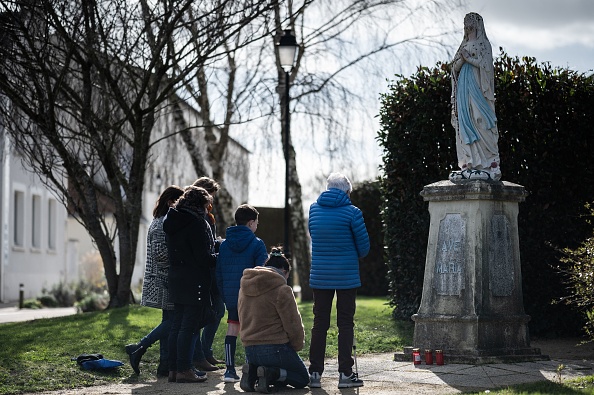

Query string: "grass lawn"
[0, 296, 409, 394]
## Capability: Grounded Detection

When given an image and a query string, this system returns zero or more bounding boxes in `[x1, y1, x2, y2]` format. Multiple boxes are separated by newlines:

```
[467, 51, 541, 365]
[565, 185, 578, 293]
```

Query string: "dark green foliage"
[495, 52, 594, 335]
[378, 50, 594, 335]
[351, 181, 389, 296]
[38, 294, 59, 307]
[377, 64, 454, 320]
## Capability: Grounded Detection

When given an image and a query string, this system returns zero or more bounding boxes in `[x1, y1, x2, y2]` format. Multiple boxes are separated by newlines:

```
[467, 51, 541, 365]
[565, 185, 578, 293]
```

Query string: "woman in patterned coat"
[125, 185, 184, 376]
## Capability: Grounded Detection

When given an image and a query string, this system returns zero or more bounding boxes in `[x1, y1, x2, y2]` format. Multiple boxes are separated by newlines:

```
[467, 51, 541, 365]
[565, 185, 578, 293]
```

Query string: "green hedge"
[378, 51, 594, 336]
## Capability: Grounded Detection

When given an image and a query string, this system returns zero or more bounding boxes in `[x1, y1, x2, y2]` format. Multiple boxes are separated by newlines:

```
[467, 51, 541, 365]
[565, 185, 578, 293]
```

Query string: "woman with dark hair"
[164, 186, 218, 383]
[190, 177, 225, 371]
[238, 247, 309, 393]
[124, 185, 184, 376]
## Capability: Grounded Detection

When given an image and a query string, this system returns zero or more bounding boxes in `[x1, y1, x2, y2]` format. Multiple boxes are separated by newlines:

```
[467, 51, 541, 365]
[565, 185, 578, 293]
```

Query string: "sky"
[248, 0, 594, 208]
[464, 0, 594, 73]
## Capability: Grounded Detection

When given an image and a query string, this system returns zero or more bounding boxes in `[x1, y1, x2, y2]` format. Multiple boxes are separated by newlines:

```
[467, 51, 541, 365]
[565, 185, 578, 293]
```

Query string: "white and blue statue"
[450, 12, 501, 181]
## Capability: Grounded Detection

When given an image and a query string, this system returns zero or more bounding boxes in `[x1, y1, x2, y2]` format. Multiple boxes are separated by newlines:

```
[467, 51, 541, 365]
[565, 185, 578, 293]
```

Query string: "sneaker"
[309, 372, 321, 388]
[338, 372, 363, 388]
[240, 363, 258, 392]
[192, 367, 207, 377]
[224, 369, 240, 383]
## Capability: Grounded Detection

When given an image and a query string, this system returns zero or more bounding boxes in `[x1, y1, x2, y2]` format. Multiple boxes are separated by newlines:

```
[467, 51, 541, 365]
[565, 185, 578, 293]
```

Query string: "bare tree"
[175, 0, 463, 300]
[0, 0, 276, 307]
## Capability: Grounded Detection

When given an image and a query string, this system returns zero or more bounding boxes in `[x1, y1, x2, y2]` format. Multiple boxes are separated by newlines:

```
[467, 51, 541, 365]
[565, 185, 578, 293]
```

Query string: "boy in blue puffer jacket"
[307, 172, 370, 389]
[216, 204, 268, 383]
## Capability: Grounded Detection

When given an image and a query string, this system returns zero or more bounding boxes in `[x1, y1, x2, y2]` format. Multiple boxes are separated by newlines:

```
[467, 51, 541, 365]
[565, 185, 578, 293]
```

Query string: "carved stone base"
[405, 180, 548, 364]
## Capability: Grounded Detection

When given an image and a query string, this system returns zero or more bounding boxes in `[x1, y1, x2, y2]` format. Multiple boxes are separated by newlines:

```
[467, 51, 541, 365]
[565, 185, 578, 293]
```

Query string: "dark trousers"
[140, 309, 174, 367]
[308, 288, 357, 375]
[245, 343, 309, 388]
[168, 304, 201, 372]
[192, 292, 225, 361]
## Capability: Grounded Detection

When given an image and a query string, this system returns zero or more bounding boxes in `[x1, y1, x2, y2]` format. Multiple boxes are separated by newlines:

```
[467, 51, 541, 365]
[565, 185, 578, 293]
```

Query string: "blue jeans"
[245, 343, 309, 389]
[192, 293, 225, 361]
[168, 304, 201, 371]
[140, 309, 174, 366]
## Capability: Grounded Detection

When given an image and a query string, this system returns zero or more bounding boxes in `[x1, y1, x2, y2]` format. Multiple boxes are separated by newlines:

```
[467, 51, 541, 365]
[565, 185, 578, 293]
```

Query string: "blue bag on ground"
[72, 353, 123, 370]
[81, 358, 124, 370]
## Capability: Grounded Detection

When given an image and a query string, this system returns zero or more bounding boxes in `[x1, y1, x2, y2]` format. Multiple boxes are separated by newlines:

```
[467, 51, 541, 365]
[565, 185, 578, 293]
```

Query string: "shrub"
[38, 294, 58, 307]
[42, 282, 76, 307]
[378, 51, 594, 335]
[75, 293, 109, 313]
[559, 203, 594, 338]
[22, 298, 42, 309]
[41, 275, 108, 309]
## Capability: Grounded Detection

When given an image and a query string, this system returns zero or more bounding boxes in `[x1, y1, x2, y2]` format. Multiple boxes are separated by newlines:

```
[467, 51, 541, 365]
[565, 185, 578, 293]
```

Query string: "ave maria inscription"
[434, 213, 465, 296]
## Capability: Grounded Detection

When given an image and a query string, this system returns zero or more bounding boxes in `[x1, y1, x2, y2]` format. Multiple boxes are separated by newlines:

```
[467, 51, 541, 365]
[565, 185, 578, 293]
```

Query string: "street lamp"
[277, 29, 298, 259]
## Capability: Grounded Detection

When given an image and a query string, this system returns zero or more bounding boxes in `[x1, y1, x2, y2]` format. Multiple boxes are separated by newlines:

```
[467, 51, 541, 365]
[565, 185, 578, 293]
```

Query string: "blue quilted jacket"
[216, 225, 268, 309]
[308, 188, 370, 289]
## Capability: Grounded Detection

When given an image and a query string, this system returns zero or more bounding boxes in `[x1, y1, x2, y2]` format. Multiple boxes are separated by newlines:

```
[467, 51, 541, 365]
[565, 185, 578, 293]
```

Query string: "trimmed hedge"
[378, 50, 594, 336]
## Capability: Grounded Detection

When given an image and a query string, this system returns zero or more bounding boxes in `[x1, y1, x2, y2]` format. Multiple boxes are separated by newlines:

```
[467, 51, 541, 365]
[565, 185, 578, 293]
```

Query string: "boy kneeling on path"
[238, 247, 309, 393]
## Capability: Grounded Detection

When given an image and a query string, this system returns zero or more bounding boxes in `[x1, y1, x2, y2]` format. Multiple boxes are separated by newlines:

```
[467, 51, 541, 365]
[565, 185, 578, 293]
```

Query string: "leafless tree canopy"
[0, 0, 462, 305]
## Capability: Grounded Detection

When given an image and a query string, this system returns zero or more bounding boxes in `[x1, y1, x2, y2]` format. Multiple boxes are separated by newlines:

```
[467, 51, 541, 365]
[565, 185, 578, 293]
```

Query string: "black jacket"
[163, 207, 217, 306]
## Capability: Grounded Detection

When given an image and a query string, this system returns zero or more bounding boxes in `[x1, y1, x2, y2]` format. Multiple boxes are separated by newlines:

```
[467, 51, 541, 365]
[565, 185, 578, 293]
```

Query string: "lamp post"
[277, 29, 298, 259]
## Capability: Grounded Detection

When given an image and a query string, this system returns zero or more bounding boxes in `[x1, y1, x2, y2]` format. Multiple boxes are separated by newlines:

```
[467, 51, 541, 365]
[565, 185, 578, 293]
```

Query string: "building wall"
[0, 133, 69, 302]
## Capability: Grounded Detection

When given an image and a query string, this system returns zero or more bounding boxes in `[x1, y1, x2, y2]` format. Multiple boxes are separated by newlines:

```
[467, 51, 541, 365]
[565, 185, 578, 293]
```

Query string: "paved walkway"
[25, 353, 594, 395]
[3, 303, 594, 394]
[0, 302, 77, 324]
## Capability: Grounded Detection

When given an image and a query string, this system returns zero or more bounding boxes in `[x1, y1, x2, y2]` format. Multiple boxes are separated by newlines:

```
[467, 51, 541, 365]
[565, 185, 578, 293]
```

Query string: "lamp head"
[277, 29, 297, 72]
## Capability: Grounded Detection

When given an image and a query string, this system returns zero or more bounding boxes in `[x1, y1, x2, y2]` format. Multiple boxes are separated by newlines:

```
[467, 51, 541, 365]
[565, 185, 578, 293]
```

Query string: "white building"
[0, 129, 70, 302]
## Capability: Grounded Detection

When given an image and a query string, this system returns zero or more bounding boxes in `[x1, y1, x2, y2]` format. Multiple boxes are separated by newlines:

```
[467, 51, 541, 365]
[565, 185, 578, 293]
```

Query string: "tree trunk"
[211, 178, 235, 238]
[289, 145, 313, 300]
[280, 70, 313, 301]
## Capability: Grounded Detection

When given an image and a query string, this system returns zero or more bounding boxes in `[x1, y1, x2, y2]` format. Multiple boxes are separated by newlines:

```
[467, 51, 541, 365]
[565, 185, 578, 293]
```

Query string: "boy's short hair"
[234, 204, 259, 226]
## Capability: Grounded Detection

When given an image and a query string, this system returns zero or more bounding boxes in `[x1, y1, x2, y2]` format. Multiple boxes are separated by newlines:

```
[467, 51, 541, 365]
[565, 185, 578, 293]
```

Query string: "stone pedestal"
[407, 180, 548, 364]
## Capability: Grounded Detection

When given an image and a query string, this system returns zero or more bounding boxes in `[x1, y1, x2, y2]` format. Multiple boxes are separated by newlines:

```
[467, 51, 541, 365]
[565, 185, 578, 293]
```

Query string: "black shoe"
[206, 355, 225, 365]
[256, 366, 280, 394]
[240, 363, 258, 392]
[157, 361, 169, 377]
[125, 343, 146, 375]
[194, 359, 219, 371]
